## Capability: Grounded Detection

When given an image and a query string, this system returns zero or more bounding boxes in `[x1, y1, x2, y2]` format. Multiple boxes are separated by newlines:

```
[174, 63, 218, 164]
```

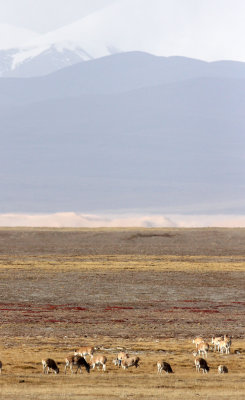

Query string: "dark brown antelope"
[194, 357, 209, 373]
[218, 365, 228, 374]
[157, 361, 173, 374]
[42, 358, 59, 374]
[65, 355, 90, 374]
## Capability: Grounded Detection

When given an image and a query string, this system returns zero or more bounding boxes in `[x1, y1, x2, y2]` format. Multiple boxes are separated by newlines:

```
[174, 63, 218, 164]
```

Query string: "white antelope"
[211, 336, 222, 352]
[65, 355, 90, 374]
[121, 356, 140, 369]
[218, 365, 228, 374]
[194, 357, 209, 373]
[157, 361, 173, 374]
[42, 358, 59, 374]
[113, 352, 129, 367]
[193, 337, 204, 348]
[91, 354, 107, 371]
[74, 346, 95, 360]
[195, 342, 209, 358]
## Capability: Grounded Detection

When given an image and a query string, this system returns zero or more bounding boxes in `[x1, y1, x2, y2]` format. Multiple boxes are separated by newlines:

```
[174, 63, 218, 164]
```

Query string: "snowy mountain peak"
[1, 0, 245, 78]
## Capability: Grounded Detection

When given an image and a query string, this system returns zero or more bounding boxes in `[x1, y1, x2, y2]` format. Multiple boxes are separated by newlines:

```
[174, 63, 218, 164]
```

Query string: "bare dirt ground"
[0, 228, 245, 399]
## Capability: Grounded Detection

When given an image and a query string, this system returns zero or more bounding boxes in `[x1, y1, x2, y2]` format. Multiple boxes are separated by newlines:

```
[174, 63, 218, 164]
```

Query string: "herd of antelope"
[42, 346, 141, 375]
[192, 334, 233, 374]
[0, 334, 236, 376]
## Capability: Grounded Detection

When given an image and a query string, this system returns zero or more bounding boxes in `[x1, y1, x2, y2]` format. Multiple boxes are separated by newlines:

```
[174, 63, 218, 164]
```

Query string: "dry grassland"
[0, 228, 244, 399]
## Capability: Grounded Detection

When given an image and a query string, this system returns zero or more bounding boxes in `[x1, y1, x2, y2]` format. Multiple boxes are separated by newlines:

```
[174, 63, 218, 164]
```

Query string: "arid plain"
[0, 228, 245, 399]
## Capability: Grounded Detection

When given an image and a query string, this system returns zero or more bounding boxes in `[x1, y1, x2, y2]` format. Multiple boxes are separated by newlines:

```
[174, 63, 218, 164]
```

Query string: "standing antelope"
[219, 340, 230, 354]
[157, 361, 173, 374]
[74, 346, 94, 360]
[211, 336, 222, 352]
[195, 342, 209, 358]
[224, 335, 232, 347]
[65, 355, 90, 374]
[218, 365, 228, 374]
[121, 356, 140, 369]
[193, 337, 204, 348]
[91, 355, 107, 371]
[194, 357, 209, 373]
[113, 352, 129, 367]
[42, 358, 59, 374]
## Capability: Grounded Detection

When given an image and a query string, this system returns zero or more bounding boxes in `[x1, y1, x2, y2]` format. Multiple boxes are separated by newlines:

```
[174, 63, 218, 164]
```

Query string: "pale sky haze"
[0, 0, 115, 32]
[1, 0, 245, 61]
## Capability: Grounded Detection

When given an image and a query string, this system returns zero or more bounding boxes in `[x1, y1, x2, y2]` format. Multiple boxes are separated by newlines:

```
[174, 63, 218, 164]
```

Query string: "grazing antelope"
[193, 337, 204, 348]
[121, 356, 140, 370]
[194, 357, 209, 373]
[196, 342, 209, 358]
[0, 360, 2, 374]
[157, 361, 173, 374]
[42, 358, 59, 374]
[65, 355, 90, 374]
[218, 365, 228, 374]
[74, 346, 94, 360]
[91, 355, 107, 371]
[211, 336, 222, 352]
[113, 352, 129, 367]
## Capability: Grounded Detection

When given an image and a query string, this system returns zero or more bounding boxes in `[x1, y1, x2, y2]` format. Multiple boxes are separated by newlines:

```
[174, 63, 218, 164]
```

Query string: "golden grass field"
[0, 228, 245, 399]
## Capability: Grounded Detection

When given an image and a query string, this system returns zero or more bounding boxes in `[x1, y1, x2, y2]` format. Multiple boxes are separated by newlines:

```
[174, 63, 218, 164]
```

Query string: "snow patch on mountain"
[1, 0, 245, 77]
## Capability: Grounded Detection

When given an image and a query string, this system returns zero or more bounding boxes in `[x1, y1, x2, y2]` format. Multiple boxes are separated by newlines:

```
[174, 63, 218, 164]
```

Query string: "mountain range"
[2, 0, 245, 78]
[0, 51, 244, 213]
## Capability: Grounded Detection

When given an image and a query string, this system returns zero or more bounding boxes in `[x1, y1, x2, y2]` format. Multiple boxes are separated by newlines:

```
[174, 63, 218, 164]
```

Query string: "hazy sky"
[0, 0, 115, 32]
[1, 0, 245, 61]
[1, 0, 245, 35]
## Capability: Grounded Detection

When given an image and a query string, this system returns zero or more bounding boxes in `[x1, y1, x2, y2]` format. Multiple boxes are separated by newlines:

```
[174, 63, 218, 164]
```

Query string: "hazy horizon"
[1, 212, 245, 228]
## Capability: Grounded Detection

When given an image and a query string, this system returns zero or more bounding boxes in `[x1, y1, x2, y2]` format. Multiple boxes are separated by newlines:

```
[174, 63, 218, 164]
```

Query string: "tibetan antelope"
[42, 358, 59, 374]
[218, 365, 228, 374]
[121, 356, 140, 369]
[194, 342, 209, 358]
[113, 352, 129, 367]
[211, 336, 222, 352]
[224, 335, 232, 347]
[64, 355, 90, 374]
[157, 361, 173, 374]
[194, 357, 209, 373]
[193, 337, 204, 348]
[219, 340, 230, 354]
[74, 346, 95, 360]
[91, 355, 107, 371]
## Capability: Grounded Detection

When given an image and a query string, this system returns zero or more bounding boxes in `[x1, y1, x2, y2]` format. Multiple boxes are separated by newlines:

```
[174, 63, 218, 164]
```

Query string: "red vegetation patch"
[113, 319, 127, 323]
[171, 306, 219, 313]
